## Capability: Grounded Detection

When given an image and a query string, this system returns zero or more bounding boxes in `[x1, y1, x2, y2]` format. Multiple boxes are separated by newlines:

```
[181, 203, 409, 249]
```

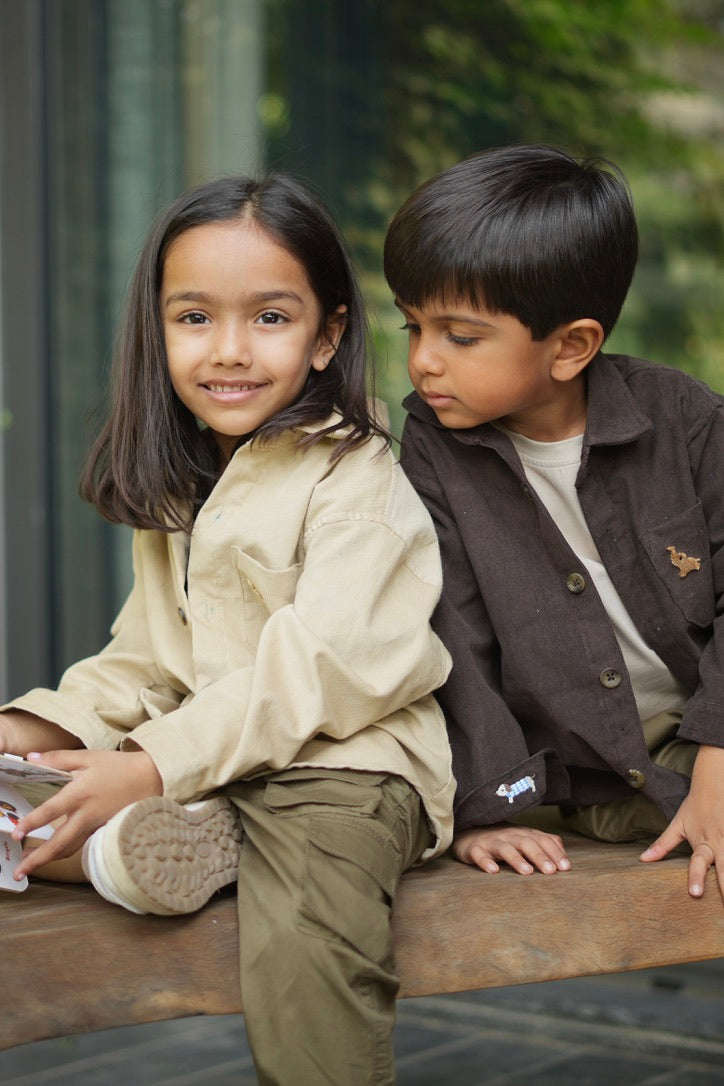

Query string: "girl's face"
[161, 218, 344, 463]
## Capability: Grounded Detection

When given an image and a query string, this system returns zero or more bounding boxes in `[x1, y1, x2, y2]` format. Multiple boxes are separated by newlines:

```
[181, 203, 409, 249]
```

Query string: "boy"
[384, 144, 724, 902]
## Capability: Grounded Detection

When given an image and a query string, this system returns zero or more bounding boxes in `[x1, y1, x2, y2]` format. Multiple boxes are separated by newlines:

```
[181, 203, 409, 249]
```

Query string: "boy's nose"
[409, 338, 444, 376]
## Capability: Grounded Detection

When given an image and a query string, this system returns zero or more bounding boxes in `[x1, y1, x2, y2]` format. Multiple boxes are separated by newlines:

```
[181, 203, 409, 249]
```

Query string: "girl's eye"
[258, 311, 286, 325]
[180, 311, 209, 325]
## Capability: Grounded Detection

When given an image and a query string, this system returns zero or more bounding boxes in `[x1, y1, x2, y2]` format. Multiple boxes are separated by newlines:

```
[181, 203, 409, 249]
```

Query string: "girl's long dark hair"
[81, 174, 387, 532]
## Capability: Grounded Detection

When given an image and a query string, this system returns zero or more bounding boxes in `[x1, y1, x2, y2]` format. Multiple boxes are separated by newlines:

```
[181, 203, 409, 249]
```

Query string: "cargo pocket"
[263, 772, 403, 964]
[263, 771, 387, 819]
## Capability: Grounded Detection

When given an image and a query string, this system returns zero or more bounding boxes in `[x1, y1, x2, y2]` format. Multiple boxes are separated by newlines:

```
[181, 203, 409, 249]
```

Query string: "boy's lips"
[420, 389, 454, 407]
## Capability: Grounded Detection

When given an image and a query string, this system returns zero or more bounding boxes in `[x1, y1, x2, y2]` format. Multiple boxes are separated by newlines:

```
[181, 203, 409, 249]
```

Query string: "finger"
[640, 822, 686, 863]
[467, 844, 501, 874]
[493, 843, 536, 875]
[514, 836, 571, 874]
[26, 748, 88, 771]
[14, 814, 87, 878]
[687, 844, 714, 899]
[12, 789, 74, 841]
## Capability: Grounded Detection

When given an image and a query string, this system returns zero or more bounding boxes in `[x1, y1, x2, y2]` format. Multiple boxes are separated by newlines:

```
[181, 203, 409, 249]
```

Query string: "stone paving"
[2, 960, 722, 1084]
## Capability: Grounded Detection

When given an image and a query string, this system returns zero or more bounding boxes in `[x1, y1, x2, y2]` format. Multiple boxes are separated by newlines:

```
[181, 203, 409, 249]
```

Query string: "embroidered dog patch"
[666, 546, 701, 578]
[496, 775, 536, 804]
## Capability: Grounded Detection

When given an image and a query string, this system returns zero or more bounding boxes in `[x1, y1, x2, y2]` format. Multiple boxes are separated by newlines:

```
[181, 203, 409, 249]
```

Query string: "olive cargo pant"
[226, 769, 432, 1086]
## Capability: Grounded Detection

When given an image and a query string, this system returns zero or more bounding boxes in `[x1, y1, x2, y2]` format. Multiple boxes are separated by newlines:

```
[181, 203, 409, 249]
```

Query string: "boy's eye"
[447, 334, 478, 346]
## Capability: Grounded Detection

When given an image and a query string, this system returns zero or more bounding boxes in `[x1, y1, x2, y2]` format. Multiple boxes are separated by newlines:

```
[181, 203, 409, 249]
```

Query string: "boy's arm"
[640, 744, 724, 902]
[647, 398, 724, 903]
[454, 823, 570, 875]
[400, 417, 560, 828]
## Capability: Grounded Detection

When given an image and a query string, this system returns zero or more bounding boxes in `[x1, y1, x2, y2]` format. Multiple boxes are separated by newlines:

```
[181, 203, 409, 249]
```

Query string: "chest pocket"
[232, 548, 303, 616]
[640, 501, 714, 628]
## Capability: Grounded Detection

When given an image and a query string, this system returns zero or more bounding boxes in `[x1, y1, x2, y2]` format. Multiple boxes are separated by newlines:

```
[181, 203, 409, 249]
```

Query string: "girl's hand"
[12, 748, 163, 880]
[453, 822, 571, 875]
[640, 744, 724, 903]
[0, 710, 83, 756]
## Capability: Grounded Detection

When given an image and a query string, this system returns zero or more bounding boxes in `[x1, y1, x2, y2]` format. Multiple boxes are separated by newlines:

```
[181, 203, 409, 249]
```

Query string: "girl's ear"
[312, 305, 348, 371]
[550, 319, 604, 383]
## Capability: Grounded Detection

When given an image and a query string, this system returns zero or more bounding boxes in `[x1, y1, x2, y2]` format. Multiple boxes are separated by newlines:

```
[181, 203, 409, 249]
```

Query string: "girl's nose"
[212, 321, 251, 366]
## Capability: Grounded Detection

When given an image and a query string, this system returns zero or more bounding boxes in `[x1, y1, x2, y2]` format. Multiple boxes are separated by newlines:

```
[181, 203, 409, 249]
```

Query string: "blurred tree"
[263, 0, 723, 431]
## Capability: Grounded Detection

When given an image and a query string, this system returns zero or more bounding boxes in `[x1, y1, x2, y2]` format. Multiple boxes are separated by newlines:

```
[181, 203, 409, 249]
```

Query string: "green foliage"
[264, 0, 724, 429]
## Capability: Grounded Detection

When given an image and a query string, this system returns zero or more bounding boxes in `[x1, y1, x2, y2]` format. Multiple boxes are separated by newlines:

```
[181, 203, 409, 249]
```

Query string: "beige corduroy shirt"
[5, 417, 455, 857]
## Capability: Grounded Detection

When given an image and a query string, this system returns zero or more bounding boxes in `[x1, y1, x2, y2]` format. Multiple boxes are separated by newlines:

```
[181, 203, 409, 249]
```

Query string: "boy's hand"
[0, 710, 83, 756]
[453, 822, 571, 875]
[11, 748, 163, 880]
[640, 744, 724, 903]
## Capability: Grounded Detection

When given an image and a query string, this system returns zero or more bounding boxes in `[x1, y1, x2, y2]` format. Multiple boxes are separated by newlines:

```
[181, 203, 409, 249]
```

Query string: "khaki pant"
[560, 710, 696, 843]
[225, 769, 432, 1086]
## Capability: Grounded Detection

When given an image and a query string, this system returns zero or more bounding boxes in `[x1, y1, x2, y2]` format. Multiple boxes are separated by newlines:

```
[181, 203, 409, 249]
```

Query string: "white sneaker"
[82, 795, 242, 916]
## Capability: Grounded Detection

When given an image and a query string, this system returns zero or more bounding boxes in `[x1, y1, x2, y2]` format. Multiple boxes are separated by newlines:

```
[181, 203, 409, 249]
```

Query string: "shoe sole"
[102, 796, 243, 916]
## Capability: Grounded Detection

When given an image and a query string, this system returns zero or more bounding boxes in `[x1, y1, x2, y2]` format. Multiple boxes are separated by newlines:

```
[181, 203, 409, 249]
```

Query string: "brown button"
[626, 768, 646, 789]
[177, 607, 188, 626]
[599, 668, 621, 689]
[566, 572, 586, 594]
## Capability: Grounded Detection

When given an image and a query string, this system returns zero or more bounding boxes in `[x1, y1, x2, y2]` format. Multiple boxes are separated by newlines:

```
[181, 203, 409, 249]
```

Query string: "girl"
[0, 174, 454, 1085]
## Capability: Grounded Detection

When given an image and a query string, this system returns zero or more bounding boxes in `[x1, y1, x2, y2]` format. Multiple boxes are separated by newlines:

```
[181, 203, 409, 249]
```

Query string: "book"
[0, 754, 71, 893]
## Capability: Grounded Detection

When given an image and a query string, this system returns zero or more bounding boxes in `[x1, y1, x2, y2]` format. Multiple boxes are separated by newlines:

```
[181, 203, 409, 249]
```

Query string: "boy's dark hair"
[384, 144, 638, 341]
[82, 174, 385, 532]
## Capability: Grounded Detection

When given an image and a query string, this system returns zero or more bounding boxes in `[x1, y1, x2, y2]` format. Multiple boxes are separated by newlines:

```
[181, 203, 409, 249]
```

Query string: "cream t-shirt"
[503, 427, 687, 723]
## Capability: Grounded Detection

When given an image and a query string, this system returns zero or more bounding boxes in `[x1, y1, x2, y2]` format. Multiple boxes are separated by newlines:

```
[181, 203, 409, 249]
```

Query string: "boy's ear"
[312, 305, 348, 371]
[550, 319, 604, 383]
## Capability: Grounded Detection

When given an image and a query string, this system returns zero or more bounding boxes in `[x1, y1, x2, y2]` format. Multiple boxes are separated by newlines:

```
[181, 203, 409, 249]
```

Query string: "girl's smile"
[161, 218, 342, 463]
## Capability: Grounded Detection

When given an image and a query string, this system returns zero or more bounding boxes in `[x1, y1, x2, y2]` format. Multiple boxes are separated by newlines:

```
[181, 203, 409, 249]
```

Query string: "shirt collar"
[402, 352, 653, 451]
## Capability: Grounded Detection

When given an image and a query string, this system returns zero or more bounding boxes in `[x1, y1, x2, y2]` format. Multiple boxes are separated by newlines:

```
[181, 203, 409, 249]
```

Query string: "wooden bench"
[2, 833, 722, 1051]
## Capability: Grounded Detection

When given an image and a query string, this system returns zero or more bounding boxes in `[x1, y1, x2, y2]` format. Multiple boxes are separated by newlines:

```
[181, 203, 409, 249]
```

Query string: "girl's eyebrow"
[163, 289, 306, 308]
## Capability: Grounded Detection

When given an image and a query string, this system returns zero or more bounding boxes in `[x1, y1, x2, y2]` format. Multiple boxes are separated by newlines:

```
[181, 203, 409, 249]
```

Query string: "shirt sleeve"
[677, 397, 724, 746]
[400, 417, 564, 828]
[1, 533, 188, 750]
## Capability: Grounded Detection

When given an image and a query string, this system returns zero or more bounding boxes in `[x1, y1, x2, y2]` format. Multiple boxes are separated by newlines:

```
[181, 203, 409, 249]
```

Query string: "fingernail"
[559, 858, 571, 871]
[27, 752, 42, 761]
[542, 861, 556, 874]
[690, 883, 703, 897]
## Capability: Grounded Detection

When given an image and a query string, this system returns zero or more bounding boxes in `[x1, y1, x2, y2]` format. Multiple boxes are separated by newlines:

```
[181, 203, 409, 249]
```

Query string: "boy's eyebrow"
[163, 289, 305, 308]
[394, 298, 495, 328]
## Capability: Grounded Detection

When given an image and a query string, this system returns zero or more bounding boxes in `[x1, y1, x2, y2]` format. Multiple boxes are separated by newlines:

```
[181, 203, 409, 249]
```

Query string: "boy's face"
[396, 298, 586, 440]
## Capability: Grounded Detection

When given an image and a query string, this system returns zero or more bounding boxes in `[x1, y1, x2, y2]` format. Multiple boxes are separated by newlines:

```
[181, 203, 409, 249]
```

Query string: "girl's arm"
[0, 709, 84, 756]
[2, 532, 187, 753]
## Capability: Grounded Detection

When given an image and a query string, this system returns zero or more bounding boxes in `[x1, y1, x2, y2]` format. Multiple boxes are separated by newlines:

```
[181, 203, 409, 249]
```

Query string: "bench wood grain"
[2, 834, 722, 1051]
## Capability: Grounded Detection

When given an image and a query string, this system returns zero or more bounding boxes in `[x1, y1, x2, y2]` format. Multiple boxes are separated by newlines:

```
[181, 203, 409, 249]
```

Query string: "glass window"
[1, 0, 722, 696]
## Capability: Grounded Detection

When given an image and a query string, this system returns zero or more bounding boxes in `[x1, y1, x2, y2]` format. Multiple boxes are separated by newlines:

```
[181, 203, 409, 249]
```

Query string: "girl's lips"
[203, 382, 263, 392]
[201, 381, 268, 402]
